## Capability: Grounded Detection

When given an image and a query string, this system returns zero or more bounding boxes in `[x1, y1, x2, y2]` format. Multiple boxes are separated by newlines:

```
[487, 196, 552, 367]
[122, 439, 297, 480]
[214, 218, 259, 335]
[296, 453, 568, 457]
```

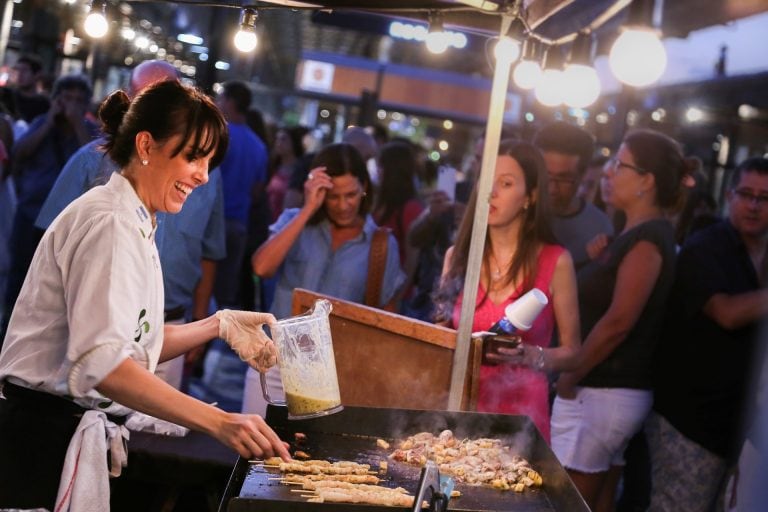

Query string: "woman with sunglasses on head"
[246, 142, 405, 414]
[550, 129, 697, 512]
[434, 140, 581, 443]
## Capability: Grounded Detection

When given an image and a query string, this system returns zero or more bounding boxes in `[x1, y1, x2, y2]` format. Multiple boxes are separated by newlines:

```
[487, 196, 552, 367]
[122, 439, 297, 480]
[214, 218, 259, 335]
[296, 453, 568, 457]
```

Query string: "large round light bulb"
[426, 30, 450, 54]
[513, 60, 542, 90]
[561, 63, 601, 108]
[234, 29, 258, 52]
[84, 11, 108, 39]
[609, 28, 667, 87]
[494, 36, 521, 64]
[534, 69, 563, 107]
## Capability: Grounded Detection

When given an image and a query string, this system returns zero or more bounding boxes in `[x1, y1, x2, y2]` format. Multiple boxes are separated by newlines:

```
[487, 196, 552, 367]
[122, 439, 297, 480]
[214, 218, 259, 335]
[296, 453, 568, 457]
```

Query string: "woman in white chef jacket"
[0, 80, 290, 511]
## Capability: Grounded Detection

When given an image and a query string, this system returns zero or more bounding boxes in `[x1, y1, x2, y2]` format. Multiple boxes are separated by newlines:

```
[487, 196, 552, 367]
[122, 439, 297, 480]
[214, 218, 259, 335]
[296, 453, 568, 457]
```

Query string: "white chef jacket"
[0, 173, 164, 416]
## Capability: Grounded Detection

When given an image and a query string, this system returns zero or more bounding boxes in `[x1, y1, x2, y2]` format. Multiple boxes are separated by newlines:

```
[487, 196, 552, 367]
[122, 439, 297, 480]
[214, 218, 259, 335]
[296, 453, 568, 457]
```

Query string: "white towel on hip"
[54, 410, 130, 512]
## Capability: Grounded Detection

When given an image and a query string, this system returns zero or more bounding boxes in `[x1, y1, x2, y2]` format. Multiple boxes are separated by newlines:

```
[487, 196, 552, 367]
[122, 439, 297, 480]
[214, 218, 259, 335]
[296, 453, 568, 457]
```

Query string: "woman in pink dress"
[435, 140, 581, 442]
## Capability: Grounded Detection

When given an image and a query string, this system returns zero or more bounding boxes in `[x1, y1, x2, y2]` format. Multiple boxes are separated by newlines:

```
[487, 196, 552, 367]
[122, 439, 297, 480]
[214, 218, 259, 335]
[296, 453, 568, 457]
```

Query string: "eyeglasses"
[608, 158, 647, 175]
[732, 188, 768, 207]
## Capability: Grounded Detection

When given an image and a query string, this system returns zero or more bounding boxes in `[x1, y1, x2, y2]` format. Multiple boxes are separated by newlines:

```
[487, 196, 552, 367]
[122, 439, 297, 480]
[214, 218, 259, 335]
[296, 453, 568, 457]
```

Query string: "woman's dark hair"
[308, 142, 372, 225]
[374, 141, 418, 225]
[433, 140, 555, 321]
[99, 80, 228, 170]
[622, 129, 697, 210]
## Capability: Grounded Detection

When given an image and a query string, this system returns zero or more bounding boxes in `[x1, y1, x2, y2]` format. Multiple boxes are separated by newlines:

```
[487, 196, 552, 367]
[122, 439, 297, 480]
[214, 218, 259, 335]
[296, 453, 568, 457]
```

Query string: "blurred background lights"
[685, 106, 704, 123]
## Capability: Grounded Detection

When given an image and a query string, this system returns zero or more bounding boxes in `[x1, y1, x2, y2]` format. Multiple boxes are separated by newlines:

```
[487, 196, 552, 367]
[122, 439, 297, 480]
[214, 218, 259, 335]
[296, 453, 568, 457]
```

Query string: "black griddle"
[219, 406, 589, 512]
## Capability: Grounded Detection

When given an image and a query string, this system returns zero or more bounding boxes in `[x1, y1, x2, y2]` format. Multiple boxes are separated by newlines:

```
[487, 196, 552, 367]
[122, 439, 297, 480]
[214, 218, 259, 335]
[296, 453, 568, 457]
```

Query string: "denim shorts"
[550, 386, 652, 473]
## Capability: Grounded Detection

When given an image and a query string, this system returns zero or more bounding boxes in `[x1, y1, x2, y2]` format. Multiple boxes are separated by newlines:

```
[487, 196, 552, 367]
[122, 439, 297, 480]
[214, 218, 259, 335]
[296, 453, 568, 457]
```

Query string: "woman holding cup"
[434, 140, 581, 442]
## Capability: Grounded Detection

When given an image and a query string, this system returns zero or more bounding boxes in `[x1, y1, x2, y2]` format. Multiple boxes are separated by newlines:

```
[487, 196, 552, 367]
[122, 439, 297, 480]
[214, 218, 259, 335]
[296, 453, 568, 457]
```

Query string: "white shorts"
[550, 386, 652, 473]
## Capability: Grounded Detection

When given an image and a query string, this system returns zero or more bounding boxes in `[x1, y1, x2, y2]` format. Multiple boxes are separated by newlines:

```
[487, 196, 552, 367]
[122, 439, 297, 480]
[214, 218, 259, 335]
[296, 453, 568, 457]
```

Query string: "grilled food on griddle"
[389, 429, 543, 492]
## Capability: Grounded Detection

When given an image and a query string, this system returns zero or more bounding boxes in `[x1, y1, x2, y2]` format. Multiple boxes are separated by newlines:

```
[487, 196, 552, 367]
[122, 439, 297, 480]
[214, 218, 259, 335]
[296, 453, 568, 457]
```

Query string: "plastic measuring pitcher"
[260, 299, 343, 420]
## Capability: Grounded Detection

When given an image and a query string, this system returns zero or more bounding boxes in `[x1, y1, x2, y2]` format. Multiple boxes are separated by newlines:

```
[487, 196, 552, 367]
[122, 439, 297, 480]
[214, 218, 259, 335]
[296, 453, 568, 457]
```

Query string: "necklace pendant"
[492, 269, 501, 281]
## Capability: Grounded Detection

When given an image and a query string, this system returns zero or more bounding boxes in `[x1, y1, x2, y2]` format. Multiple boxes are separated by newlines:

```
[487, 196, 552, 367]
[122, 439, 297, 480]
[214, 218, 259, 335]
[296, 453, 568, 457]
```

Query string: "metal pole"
[0, 0, 14, 67]
[447, 14, 514, 410]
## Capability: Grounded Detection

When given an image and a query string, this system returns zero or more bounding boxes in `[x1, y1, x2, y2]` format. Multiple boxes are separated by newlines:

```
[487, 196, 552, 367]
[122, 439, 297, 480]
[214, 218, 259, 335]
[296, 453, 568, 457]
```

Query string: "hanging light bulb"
[233, 8, 258, 53]
[562, 32, 601, 108]
[609, 0, 667, 87]
[534, 46, 564, 107]
[493, 17, 525, 64]
[84, 1, 108, 39]
[425, 12, 450, 54]
[513, 38, 543, 90]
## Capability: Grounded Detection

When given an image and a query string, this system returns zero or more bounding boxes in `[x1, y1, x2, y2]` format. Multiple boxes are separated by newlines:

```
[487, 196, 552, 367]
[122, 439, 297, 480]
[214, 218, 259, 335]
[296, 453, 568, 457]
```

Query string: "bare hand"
[216, 412, 291, 460]
[46, 97, 63, 125]
[303, 167, 333, 215]
[586, 233, 611, 260]
[491, 343, 546, 371]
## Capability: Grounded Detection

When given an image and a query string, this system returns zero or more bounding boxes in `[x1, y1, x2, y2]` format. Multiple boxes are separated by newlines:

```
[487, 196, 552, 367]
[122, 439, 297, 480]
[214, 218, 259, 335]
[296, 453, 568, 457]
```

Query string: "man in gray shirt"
[534, 122, 613, 269]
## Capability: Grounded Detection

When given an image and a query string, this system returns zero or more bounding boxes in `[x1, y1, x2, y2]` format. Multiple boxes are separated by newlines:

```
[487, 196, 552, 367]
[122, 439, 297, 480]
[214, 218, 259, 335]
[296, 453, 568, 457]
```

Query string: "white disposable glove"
[215, 310, 278, 372]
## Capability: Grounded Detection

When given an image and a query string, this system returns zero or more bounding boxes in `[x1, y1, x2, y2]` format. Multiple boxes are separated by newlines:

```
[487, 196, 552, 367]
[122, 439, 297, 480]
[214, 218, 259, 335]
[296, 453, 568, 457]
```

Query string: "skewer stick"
[292, 489, 316, 493]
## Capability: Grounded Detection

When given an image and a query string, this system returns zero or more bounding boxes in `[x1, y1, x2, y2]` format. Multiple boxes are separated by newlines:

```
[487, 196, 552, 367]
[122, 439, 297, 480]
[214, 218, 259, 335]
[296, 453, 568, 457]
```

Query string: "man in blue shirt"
[192, 81, 268, 410]
[213, 80, 268, 310]
[31, 61, 226, 389]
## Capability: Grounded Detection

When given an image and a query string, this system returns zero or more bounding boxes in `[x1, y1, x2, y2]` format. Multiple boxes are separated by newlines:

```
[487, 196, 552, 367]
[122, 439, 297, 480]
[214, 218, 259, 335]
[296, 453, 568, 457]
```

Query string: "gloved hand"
[215, 310, 278, 372]
[496, 343, 547, 372]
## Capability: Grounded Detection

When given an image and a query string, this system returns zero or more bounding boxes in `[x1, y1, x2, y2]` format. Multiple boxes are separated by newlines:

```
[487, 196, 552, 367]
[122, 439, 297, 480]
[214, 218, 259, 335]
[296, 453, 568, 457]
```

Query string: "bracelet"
[534, 345, 546, 372]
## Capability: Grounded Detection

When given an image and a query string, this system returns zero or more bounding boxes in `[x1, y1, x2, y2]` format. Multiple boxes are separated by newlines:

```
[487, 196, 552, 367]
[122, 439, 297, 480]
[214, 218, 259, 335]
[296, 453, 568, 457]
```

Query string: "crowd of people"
[0, 55, 765, 512]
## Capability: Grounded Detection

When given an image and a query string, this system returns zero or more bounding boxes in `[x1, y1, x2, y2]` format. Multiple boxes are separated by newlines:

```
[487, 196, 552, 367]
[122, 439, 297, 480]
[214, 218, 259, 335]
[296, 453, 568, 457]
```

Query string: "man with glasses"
[648, 157, 768, 511]
[534, 122, 613, 269]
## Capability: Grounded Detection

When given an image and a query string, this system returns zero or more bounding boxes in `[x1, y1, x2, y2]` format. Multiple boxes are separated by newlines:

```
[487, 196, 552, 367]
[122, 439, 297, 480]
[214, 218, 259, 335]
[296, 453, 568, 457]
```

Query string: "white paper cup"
[504, 288, 548, 331]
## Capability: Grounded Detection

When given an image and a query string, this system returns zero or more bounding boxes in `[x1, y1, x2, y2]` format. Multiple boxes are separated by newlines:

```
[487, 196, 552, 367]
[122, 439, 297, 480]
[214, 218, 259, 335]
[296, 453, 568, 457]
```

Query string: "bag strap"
[365, 227, 390, 308]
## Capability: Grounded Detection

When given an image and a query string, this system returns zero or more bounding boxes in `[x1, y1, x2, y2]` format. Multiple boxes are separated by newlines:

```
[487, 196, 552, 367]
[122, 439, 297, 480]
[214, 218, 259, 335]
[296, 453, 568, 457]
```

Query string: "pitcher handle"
[260, 371, 286, 406]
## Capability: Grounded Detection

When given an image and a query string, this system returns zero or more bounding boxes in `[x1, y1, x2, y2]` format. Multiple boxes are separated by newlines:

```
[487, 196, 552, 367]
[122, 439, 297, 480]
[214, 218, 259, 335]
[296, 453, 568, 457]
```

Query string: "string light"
[534, 45, 564, 107]
[609, 0, 667, 87]
[425, 12, 450, 54]
[562, 32, 601, 108]
[512, 38, 543, 90]
[84, 1, 108, 39]
[493, 17, 525, 63]
[233, 8, 258, 53]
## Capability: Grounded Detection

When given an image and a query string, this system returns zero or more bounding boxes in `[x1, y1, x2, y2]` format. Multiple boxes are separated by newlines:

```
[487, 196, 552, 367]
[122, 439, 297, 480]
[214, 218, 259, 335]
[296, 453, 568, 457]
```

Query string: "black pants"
[0, 383, 87, 510]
